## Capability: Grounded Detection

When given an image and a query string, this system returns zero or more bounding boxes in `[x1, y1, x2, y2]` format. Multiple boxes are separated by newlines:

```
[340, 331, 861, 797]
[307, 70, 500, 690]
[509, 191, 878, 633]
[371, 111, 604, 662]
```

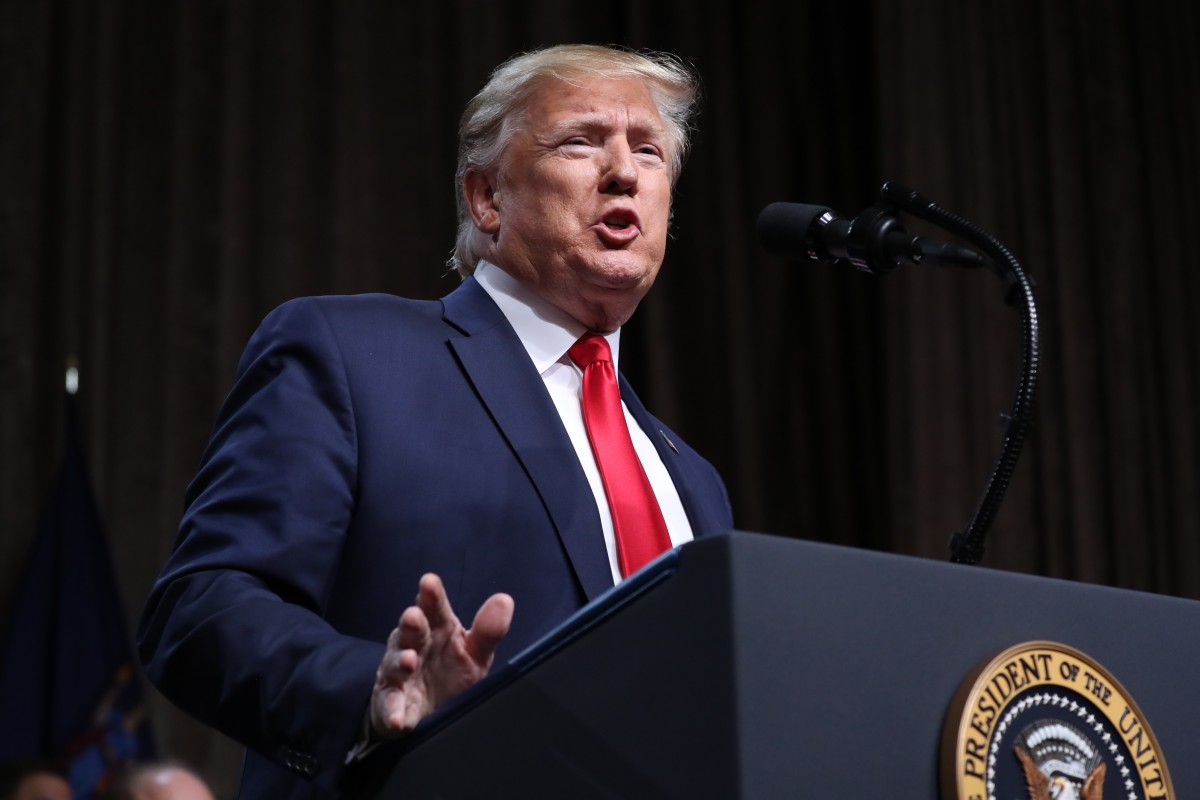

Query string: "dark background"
[3, 1, 1198, 794]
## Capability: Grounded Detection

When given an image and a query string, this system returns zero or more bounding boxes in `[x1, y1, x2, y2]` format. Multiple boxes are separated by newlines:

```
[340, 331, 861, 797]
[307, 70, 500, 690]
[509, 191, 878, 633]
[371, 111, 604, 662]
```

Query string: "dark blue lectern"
[347, 531, 1198, 797]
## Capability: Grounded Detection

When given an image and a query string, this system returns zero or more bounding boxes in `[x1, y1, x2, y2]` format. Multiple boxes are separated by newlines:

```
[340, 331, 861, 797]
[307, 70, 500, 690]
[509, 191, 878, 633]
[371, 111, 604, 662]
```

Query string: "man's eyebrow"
[544, 113, 667, 138]
[545, 113, 609, 134]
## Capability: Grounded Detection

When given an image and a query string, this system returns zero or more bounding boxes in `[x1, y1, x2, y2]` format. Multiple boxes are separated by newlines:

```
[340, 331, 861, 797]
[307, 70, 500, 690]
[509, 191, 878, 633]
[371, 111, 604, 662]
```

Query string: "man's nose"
[601, 139, 639, 193]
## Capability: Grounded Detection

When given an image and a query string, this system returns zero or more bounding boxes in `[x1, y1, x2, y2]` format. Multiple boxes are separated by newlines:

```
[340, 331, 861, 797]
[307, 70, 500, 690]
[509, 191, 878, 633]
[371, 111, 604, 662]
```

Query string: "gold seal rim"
[940, 640, 1174, 800]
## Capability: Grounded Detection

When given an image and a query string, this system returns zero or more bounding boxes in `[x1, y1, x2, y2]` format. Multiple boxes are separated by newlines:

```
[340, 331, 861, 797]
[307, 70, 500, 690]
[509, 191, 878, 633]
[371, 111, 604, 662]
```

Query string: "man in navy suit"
[138, 44, 732, 797]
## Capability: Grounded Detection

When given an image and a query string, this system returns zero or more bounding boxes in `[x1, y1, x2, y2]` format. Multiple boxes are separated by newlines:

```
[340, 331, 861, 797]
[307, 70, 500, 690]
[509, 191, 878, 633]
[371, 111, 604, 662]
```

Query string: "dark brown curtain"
[3, 0, 1198, 791]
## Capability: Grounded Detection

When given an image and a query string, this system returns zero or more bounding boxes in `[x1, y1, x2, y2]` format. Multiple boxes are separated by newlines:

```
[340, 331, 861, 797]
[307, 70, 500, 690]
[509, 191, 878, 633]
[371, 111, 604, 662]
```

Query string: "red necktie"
[569, 334, 673, 577]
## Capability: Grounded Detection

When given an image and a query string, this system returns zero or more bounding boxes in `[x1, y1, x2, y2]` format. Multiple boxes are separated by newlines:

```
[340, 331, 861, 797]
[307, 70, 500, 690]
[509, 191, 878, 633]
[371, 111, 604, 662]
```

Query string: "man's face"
[470, 75, 674, 332]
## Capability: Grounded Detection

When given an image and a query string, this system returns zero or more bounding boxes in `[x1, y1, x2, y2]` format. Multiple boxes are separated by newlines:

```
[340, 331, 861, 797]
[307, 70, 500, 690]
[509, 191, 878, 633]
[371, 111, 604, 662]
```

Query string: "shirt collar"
[474, 260, 622, 374]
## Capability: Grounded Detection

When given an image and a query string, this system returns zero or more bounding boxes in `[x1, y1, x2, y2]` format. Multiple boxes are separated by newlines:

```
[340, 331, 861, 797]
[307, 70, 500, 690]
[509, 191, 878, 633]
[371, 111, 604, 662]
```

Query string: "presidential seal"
[941, 641, 1173, 800]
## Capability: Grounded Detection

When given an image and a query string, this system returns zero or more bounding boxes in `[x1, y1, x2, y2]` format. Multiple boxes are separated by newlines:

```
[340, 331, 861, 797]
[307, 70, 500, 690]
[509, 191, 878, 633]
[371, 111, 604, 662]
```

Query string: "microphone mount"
[756, 199, 991, 275]
[758, 183, 1040, 566]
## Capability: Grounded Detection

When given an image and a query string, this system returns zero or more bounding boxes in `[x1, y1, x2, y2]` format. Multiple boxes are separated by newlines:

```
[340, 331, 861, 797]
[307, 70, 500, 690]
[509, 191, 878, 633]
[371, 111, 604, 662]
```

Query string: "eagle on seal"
[1015, 721, 1107, 800]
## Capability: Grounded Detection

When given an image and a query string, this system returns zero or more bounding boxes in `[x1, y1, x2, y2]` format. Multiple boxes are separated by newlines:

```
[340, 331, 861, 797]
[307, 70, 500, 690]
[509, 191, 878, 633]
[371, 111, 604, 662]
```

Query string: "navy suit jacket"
[137, 277, 733, 798]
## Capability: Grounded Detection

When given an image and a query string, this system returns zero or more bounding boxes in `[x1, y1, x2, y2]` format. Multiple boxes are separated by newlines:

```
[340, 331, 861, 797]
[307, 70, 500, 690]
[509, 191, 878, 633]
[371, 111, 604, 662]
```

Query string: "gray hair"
[450, 44, 701, 276]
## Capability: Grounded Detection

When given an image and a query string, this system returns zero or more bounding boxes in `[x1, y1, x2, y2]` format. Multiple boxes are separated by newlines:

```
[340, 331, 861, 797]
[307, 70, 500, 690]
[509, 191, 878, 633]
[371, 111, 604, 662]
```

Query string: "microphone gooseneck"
[757, 184, 1039, 566]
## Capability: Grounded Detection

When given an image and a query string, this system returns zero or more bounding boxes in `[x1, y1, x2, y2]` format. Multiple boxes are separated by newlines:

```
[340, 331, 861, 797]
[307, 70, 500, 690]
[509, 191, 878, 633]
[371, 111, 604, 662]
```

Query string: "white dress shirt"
[474, 261, 694, 584]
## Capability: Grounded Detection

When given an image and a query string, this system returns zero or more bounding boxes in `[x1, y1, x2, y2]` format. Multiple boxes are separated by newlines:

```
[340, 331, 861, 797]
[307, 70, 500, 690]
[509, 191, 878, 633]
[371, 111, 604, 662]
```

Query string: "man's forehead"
[526, 75, 665, 127]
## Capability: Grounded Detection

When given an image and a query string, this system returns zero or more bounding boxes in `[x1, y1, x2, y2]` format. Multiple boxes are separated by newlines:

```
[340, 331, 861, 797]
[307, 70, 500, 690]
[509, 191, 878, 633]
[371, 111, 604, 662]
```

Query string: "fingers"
[374, 605, 439, 736]
[391, 578, 512, 666]
[465, 592, 514, 665]
[372, 682, 408, 734]
[415, 572, 457, 632]
[371, 579, 515, 738]
[396, 604, 431, 652]
[378, 614, 424, 695]
[372, 642, 419, 735]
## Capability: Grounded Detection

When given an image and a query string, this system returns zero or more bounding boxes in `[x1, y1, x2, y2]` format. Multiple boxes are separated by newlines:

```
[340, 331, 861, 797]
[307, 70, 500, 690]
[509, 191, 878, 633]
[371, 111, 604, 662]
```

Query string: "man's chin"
[582, 256, 661, 292]
[558, 271, 658, 331]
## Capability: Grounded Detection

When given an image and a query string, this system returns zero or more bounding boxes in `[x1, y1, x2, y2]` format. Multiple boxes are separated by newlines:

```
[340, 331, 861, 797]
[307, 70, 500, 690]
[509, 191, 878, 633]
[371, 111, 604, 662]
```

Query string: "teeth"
[608, 220, 630, 229]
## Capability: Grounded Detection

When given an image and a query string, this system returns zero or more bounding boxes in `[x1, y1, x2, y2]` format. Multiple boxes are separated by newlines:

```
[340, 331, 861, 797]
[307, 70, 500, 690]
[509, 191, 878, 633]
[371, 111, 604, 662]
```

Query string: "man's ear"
[463, 169, 501, 234]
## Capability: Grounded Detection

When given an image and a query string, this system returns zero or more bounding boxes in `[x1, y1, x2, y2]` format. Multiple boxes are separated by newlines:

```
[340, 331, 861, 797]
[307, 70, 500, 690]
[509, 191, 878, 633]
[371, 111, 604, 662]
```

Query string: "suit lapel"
[442, 280, 614, 602]
[618, 373, 728, 540]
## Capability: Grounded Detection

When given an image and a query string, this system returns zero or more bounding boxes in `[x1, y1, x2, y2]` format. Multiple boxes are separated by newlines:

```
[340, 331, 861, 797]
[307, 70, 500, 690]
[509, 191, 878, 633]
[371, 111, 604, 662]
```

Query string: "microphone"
[756, 201, 987, 274]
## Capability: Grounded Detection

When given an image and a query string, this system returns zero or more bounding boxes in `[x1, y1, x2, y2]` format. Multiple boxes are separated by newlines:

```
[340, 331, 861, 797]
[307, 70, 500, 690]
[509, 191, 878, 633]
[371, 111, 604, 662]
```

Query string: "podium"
[350, 531, 1198, 797]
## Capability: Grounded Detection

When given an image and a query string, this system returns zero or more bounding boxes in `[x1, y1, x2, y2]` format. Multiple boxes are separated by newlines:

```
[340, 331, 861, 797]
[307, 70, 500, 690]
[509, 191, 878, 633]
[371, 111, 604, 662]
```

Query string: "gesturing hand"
[370, 573, 514, 738]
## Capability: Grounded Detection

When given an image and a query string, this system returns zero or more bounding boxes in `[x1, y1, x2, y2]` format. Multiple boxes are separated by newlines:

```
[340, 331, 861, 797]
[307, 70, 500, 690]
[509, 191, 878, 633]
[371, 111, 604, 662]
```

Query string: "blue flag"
[0, 393, 156, 797]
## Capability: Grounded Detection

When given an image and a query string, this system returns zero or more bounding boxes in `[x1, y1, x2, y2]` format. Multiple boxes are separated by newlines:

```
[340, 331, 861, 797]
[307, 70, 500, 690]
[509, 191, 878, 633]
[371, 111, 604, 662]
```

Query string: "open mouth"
[595, 209, 641, 244]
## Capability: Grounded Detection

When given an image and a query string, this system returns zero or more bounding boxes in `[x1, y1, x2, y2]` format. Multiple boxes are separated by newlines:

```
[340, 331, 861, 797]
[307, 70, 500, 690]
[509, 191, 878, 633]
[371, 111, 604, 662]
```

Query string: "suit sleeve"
[137, 297, 383, 791]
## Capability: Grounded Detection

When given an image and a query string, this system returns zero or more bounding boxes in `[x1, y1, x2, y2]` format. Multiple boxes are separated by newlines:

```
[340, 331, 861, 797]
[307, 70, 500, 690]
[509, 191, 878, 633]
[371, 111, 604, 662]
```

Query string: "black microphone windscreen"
[756, 202, 833, 260]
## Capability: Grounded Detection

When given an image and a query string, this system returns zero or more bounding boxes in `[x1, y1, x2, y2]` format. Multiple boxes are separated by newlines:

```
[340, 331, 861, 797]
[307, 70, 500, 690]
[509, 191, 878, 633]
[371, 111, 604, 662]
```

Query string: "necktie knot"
[568, 334, 611, 369]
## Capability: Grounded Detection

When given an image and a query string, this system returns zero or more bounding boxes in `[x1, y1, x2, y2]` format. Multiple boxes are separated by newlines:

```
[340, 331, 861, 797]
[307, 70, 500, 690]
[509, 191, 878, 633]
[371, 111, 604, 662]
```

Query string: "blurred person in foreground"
[0, 761, 71, 800]
[138, 43, 732, 798]
[111, 763, 213, 800]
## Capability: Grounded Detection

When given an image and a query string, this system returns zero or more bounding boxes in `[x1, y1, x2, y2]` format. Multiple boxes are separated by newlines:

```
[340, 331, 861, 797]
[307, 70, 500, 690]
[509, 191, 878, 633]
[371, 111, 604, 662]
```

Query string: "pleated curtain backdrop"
[2, 0, 1198, 791]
